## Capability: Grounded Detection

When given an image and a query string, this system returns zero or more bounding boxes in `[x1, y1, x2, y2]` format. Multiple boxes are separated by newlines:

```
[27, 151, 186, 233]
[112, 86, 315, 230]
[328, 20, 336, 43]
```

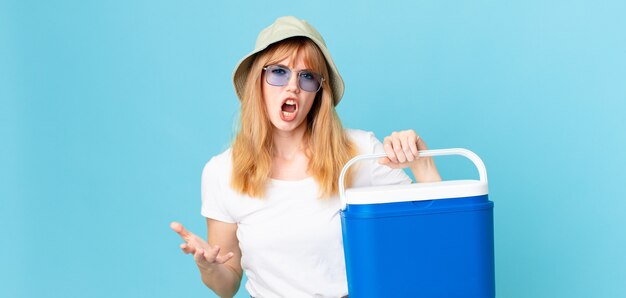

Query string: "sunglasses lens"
[264, 65, 322, 92]
[298, 71, 321, 92]
[265, 65, 290, 86]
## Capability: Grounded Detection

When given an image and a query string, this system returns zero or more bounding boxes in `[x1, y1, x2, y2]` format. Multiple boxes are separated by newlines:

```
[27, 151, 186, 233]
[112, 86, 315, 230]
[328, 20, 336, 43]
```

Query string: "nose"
[284, 71, 300, 93]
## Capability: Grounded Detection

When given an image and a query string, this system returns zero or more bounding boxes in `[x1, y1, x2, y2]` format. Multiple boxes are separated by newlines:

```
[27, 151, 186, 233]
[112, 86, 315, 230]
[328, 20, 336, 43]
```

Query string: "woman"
[171, 16, 441, 297]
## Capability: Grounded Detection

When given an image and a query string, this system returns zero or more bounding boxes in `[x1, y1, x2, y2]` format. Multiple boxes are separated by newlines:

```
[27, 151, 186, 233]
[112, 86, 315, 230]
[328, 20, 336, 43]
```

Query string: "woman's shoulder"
[345, 128, 381, 154]
[345, 128, 377, 142]
[202, 148, 233, 177]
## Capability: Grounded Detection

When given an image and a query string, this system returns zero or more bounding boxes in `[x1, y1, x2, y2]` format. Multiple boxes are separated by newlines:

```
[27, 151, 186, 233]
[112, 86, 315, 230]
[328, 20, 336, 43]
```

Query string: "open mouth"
[281, 99, 298, 120]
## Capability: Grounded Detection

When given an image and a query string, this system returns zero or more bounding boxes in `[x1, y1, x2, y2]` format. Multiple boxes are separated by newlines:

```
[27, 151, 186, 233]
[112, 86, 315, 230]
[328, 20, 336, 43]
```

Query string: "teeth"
[285, 99, 295, 105]
[282, 111, 294, 117]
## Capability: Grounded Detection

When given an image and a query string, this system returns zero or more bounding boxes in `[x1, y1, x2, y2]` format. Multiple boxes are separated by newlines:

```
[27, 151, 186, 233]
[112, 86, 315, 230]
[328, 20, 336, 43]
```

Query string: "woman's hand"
[380, 130, 442, 182]
[170, 222, 234, 272]
[380, 130, 424, 169]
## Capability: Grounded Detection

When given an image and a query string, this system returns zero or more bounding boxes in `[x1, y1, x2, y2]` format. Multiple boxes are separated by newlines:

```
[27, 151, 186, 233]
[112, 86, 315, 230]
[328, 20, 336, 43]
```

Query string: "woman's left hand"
[380, 130, 426, 168]
[379, 130, 442, 182]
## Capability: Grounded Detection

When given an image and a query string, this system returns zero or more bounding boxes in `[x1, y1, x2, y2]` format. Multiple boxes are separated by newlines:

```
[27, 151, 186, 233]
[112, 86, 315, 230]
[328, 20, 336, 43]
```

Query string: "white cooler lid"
[345, 180, 488, 205]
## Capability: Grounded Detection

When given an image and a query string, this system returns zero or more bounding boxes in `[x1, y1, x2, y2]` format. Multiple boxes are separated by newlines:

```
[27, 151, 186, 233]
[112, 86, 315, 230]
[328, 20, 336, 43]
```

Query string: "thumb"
[416, 136, 429, 151]
[170, 221, 194, 241]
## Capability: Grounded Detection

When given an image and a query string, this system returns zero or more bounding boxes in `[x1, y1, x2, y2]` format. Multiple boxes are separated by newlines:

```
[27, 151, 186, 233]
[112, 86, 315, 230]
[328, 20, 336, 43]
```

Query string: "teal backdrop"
[1, 0, 625, 297]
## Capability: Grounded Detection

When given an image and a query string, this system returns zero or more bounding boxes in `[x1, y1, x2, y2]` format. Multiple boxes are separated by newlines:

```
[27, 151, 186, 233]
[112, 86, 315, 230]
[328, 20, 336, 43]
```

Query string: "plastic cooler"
[338, 148, 494, 297]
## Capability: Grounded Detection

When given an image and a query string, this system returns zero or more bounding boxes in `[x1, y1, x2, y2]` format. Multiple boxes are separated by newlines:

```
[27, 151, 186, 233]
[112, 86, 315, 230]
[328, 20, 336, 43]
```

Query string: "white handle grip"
[338, 148, 487, 210]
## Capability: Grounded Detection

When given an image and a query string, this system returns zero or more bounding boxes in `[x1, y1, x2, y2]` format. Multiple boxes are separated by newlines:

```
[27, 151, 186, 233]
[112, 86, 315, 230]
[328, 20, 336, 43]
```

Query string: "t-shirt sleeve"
[366, 131, 413, 186]
[200, 157, 236, 223]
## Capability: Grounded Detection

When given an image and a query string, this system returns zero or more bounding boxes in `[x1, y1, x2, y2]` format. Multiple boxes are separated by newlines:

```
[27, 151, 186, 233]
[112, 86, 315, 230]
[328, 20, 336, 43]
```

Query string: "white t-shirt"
[201, 129, 411, 298]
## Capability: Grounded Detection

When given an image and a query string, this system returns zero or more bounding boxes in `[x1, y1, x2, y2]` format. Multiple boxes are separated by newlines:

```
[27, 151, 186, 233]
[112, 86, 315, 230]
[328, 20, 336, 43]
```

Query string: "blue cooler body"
[338, 149, 495, 297]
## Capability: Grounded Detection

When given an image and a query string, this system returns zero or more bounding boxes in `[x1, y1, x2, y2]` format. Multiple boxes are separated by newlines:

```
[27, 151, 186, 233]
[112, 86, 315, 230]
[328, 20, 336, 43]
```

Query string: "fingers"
[193, 248, 207, 263]
[382, 130, 421, 166]
[170, 221, 194, 242]
[172, 221, 206, 255]
[205, 245, 221, 263]
[180, 243, 195, 254]
[171, 221, 234, 267]
[383, 136, 398, 163]
[409, 135, 420, 156]
[416, 134, 428, 150]
[206, 245, 235, 264]
[216, 251, 235, 264]
[192, 245, 235, 268]
[400, 135, 414, 162]
[391, 135, 405, 163]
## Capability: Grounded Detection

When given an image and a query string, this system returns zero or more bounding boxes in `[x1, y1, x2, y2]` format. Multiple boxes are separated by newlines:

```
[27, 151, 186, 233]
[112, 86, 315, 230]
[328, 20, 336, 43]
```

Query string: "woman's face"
[261, 55, 319, 133]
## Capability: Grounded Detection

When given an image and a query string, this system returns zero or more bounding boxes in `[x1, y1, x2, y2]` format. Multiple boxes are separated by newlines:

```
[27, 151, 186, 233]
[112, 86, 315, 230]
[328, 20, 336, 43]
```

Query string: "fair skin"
[262, 57, 318, 180]
[171, 54, 441, 297]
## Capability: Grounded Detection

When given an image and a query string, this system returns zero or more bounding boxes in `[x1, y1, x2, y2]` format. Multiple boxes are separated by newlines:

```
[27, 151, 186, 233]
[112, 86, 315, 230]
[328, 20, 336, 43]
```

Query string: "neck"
[271, 122, 308, 159]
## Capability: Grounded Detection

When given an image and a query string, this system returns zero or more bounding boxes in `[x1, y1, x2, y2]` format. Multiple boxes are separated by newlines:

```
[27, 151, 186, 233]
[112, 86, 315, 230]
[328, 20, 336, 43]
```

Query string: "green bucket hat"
[232, 16, 345, 105]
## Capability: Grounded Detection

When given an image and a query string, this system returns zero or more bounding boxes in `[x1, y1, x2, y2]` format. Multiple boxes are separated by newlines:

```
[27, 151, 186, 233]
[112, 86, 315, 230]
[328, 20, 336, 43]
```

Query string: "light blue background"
[1, 0, 625, 297]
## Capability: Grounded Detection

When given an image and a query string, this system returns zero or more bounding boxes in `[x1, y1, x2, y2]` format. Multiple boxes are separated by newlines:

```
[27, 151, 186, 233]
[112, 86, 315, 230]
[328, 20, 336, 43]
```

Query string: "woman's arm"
[171, 219, 242, 297]
[201, 218, 242, 296]
[379, 130, 442, 182]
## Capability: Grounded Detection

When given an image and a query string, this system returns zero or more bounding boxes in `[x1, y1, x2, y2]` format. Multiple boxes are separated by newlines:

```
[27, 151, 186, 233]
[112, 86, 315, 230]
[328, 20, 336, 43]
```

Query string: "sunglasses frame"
[263, 64, 325, 93]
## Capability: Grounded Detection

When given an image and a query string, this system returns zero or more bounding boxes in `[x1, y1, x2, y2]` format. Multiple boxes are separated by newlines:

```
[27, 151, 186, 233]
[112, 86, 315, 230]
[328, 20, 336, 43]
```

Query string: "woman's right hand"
[170, 221, 235, 272]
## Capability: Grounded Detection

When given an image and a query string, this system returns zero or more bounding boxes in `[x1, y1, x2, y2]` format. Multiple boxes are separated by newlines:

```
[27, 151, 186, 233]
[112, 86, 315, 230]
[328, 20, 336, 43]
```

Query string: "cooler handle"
[339, 148, 487, 211]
